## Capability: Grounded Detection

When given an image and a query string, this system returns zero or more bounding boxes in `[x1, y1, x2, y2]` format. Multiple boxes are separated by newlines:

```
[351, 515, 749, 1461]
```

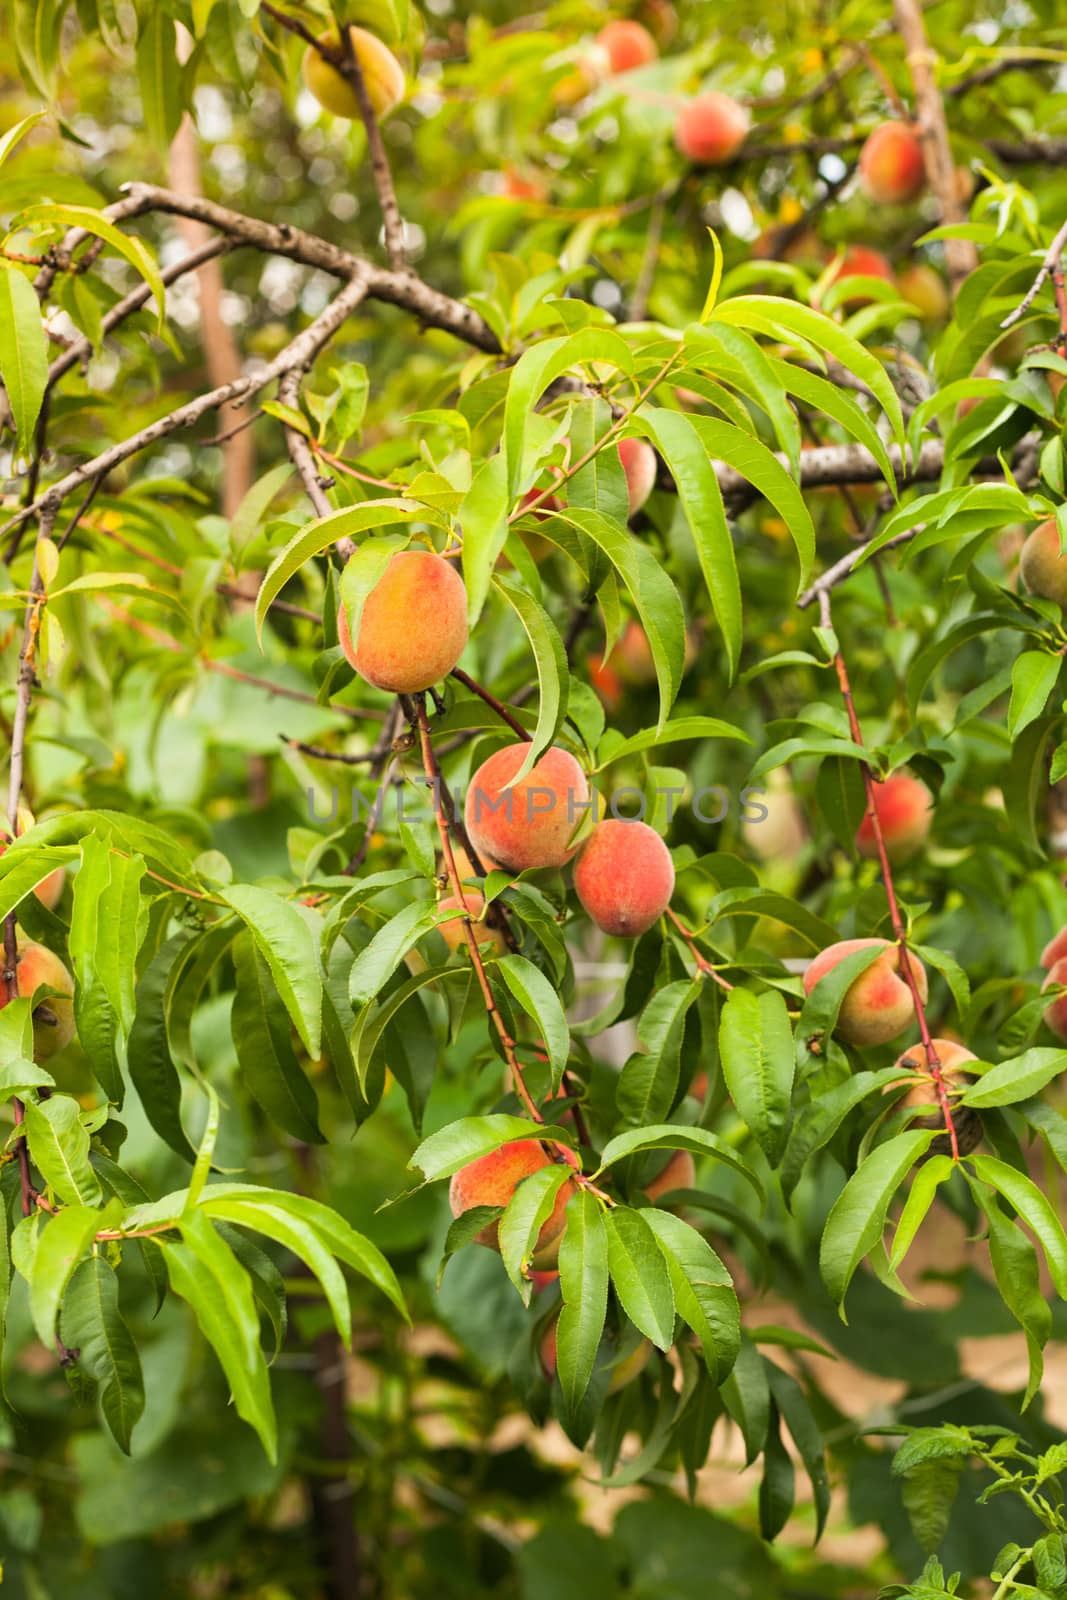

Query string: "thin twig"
[1001, 216, 1067, 330]
[450, 669, 531, 741]
[666, 908, 734, 992]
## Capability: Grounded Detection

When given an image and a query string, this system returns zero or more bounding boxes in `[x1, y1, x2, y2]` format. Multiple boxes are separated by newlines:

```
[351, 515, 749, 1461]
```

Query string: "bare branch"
[1001, 215, 1067, 330]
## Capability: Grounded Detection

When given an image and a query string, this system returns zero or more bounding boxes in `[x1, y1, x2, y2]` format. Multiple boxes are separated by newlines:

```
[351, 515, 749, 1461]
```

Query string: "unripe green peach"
[448, 1139, 580, 1268]
[465, 744, 590, 872]
[2, 940, 76, 1060]
[302, 26, 405, 121]
[856, 773, 932, 865]
[1020, 518, 1067, 607]
[337, 551, 468, 693]
[574, 819, 674, 937]
[859, 121, 926, 204]
[803, 938, 928, 1047]
[675, 92, 749, 165]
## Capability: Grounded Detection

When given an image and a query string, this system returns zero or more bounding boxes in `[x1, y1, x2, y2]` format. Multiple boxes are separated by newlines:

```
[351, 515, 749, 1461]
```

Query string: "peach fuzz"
[1041, 926, 1067, 970]
[803, 938, 928, 1047]
[597, 20, 657, 73]
[541, 1321, 652, 1391]
[574, 819, 675, 937]
[302, 26, 405, 121]
[617, 437, 657, 516]
[674, 92, 749, 165]
[856, 773, 932, 865]
[448, 1139, 581, 1268]
[859, 122, 926, 204]
[465, 744, 590, 873]
[3, 940, 76, 1061]
[338, 550, 468, 694]
[437, 891, 506, 955]
[1020, 518, 1067, 607]
[1043, 958, 1067, 1041]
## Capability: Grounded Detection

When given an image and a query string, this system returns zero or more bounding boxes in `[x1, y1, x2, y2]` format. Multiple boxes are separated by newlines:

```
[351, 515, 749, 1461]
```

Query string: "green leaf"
[498, 1164, 573, 1297]
[136, 8, 184, 153]
[766, 1364, 830, 1542]
[203, 1196, 351, 1345]
[643, 1208, 739, 1382]
[23, 1095, 104, 1206]
[14, 204, 166, 327]
[254, 498, 429, 641]
[410, 1116, 560, 1183]
[596, 1122, 763, 1203]
[637, 407, 741, 677]
[961, 1048, 1067, 1108]
[618, 980, 699, 1127]
[971, 1185, 1050, 1410]
[759, 1404, 795, 1542]
[1008, 650, 1061, 738]
[126, 935, 197, 1163]
[222, 885, 322, 1057]
[556, 1189, 609, 1411]
[502, 329, 634, 499]
[971, 1153, 1067, 1297]
[818, 1131, 935, 1316]
[229, 461, 294, 559]
[185, 1084, 220, 1213]
[890, 1155, 954, 1270]
[160, 1212, 278, 1462]
[490, 574, 568, 767]
[593, 716, 750, 771]
[0, 260, 48, 454]
[721, 1339, 770, 1465]
[0, 111, 48, 173]
[231, 933, 323, 1144]
[68, 832, 147, 1104]
[604, 1206, 675, 1351]
[688, 413, 816, 589]
[496, 955, 570, 1088]
[59, 1255, 145, 1452]
[27, 1202, 111, 1348]
[719, 987, 794, 1166]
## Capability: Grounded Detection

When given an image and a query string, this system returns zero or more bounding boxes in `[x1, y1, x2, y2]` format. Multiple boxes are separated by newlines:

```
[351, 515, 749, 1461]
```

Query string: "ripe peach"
[574, 819, 674, 937]
[541, 1320, 652, 1391]
[448, 1138, 581, 1268]
[338, 550, 468, 694]
[674, 92, 749, 165]
[502, 168, 548, 203]
[1020, 518, 1067, 607]
[617, 437, 656, 516]
[835, 246, 894, 307]
[1043, 958, 1067, 1041]
[0, 807, 64, 909]
[897, 263, 950, 322]
[437, 890, 507, 955]
[597, 19, 657, 73]
[803, 938, 928, 1047]
[856, 773, 932, 865]
[889, 1039, 976, 1118]
[302, 26, 405, 121]
[859, 121, 926, 204]
[642, 1148, 695, 1201]
[517, 486, 564, 522]
[1041, 926, 1067, 970]
[2, 940, 75, 1060]
[530, 1267, 559, 1292]
[465, 744, 590, 872]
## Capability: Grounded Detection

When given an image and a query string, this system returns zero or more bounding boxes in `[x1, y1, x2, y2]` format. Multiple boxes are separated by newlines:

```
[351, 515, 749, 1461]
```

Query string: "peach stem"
[450, 668, 531, 741]
[666, 907, 734, 991]
[818, 591, 959, 1159]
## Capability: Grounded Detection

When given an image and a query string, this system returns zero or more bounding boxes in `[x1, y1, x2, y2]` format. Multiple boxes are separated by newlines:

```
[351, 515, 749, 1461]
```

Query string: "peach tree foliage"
[1, 0, 1067, 1595]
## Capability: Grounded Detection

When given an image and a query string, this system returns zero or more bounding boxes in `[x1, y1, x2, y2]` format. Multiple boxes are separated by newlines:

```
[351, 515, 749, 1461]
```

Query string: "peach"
[803, 938, 928, 1047]
[1041, 926, 1067, 970]
[302, 26, 405, 121]
[1020, 518, 1067, 607]
[642, 1148, 695, 1201]
[517, 486, 564, 522]
[888, 1039, 981, 1155]
[858, 121, 926, 204]
[502, 168, 548, 203]
[835, 246, 894, 307]
[574, 819, 674, 937]
[448, 1138, 581, 1268]
[617, 437, 656, 516]
[540, 1320, 652, 1391]
[465, 744, 590, 872]
[674, 92, 749, 165]
[0, 807, 64, 909]
[338, 550, 468, 694]
[897, 263, 950, 322]
[530, 1267, 559, 1292]
[437, 890, 507, 955]
[1043, 958, 1067, 1041]
[553, 49, 610, 106]
[2, 940, 75, 1061]
[856, 773, 932, 865]
[740, 773, 807, 863]
[597, 19, 657, 73]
